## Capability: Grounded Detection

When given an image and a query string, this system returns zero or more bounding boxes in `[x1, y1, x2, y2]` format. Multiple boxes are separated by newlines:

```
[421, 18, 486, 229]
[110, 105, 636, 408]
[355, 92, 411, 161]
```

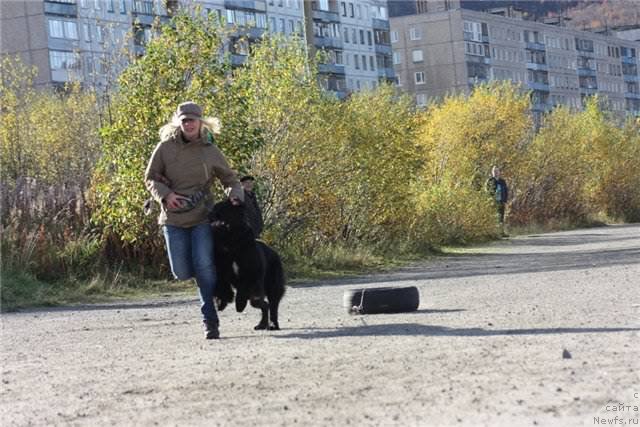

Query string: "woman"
[145, 101, 244, 340]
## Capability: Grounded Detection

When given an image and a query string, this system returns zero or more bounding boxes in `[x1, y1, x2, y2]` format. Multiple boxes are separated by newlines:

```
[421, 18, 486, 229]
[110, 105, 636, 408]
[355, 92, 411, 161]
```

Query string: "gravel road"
[2, 225, 639, 426]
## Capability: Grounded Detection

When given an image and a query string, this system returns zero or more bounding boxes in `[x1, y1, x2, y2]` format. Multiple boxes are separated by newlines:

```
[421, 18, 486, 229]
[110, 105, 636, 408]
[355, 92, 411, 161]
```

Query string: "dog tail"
[265, 244, 286, 302]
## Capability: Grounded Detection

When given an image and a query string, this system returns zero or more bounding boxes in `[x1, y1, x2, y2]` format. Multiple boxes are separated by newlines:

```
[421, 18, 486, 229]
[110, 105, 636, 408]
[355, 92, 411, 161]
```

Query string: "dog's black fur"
[210, 200, 285, 330]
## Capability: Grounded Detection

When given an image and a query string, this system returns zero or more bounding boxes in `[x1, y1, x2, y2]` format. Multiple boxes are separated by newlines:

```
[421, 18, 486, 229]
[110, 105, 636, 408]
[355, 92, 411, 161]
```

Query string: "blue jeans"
[162, 223, 218, 323]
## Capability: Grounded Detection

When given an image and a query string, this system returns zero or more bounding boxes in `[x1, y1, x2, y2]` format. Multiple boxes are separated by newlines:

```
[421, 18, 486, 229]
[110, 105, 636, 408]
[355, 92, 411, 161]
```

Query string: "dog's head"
[210, 199, 247, 228]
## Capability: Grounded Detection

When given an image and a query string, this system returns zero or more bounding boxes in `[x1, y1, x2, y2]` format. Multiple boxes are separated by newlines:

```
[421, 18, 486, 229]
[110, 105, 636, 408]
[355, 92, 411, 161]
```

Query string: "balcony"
[230, 26, 266, 40]
[314, 36, 343, 50]
[230, 54, 247, 66]
[580, 86, 598, 95]
[224, 0, 266, 12]
[312, 9, 340, 23]
[44, 1, 77, 17]
[531, 103, 551, 112]
[526, 62, 548, 72]
[374, 44, 392, 55]
[528, 81, 550, 92]
[577, 67, 597, 77]
[526, 42, 546, 51]
[625, 92, 640, 100]
[376, 67, 395, 79]
[318, 63, 346, 75]
[621, 56, 636, 65]
[624, 74, 639, 83]
[372, 18, 389, 31]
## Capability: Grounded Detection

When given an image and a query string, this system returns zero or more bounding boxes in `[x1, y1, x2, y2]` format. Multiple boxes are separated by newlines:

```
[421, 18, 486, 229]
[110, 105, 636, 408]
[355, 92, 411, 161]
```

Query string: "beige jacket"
[144, 130, 244, 228]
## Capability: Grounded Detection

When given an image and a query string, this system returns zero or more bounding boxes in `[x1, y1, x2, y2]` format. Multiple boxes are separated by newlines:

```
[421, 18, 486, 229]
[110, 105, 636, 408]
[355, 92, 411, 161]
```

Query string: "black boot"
[203, 320, 220, 340]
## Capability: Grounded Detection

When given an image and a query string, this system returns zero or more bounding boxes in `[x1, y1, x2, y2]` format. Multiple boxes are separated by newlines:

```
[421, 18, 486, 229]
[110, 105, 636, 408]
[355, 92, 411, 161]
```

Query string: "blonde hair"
[159, 116, 222, 142]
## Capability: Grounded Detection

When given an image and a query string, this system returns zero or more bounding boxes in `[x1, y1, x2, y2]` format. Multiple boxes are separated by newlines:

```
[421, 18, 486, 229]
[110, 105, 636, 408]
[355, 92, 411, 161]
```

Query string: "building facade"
[390, 7, 640, 117]
[0, 0, 394, 95]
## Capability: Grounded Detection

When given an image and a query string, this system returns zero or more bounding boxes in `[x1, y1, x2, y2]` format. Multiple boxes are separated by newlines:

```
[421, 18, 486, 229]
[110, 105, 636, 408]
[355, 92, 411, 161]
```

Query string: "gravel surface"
[2, 225, 639, 426]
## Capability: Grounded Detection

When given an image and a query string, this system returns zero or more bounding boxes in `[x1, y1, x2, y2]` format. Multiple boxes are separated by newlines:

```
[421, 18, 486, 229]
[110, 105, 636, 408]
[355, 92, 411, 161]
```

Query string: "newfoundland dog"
[210, 200, 285, 330]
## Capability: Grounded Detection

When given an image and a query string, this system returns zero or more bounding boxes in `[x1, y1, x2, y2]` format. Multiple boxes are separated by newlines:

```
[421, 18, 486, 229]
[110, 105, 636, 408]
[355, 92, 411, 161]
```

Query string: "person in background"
[145, 101, 244, 340]
[240, 175, 264, 238]
[486, 165, 509, 233]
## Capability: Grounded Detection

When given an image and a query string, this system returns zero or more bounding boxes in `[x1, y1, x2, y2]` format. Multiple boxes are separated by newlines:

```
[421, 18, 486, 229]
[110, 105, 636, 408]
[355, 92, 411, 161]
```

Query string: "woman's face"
[180, 118, 201, 140]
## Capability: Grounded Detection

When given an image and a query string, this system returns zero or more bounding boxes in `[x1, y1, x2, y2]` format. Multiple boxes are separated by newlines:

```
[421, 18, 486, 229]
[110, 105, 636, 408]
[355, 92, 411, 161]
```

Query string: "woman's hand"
[165, 192, 190, 210]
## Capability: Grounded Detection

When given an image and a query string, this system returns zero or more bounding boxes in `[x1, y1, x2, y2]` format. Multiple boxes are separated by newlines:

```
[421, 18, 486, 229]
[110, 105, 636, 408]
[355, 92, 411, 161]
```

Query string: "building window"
[288, 20, 295, 34]
[343, 27, 349, 43]
[349, 3, 354, 17]
[49, 50, 79, 70]
[119, 0, 126, 13]
[409, 27, 421, 41]
[416, 93, 427, 107]
[415, 71, 425, 84]
[390, 30, 398, 43]
[359, 29, 365, 44]
[362, 54, 367, 70]
[354, 55, 360, 69]
[48, 19, 64, 38]
[393, 52, 401, 65]
[341, 2, 347, 16]
[107, 0, 114, 12]
[83, 23, 91, 41]
[412, 49, 423, 63]
[367, 30, 372, 45]
[370, 56, 375, 70]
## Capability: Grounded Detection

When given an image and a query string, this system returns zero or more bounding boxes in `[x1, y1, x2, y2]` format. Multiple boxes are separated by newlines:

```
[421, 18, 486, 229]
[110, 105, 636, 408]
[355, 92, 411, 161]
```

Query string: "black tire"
[343, 286, 420, 314]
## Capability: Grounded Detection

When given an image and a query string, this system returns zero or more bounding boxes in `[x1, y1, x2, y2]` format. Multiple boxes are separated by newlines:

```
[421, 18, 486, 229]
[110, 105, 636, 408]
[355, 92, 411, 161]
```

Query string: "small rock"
[562, 349, 572, 359]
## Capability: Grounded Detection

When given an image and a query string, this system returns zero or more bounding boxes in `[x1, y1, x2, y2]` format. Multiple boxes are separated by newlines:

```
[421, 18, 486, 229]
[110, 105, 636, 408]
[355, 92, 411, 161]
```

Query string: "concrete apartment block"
[0, 0, 394, 96]
[390, 7, 640, 117]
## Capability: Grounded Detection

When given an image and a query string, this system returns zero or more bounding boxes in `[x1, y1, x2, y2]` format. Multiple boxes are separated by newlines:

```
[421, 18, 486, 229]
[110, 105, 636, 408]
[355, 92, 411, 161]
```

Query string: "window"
[119, 0, 126, 13]
[416, 93, 427, 107]
[362, 54, 367, 70]
[393, 52, 401, 65]
[356, 4, 361, 18]
[341, 2, 347, 16]
[360, 29, 364, 44]
[343, 27, 349, 43]
[367, 31, 372, 46]
[463, 21, 482, 42]
[48, 19, 78, 40]
[94, 0, 101, 10]
[415, 71, 425, 84]
[390, 30, 398, 43]
[96, 25, 103, 43]
[107, 0, 114, 12]
[83, 23, 91, 41]
[354, 55, 360, 70]
[288, 20, 295, 34]
[412, 49, 423, 62]
[352, 29, 356, 43]
[49, 50, 79, 70]
[349, 3, 354, 17]
[64, 21, 78, 39]
[409, 27, 421, 41]
[269, 17, 276, 31]
[370, 56, 375, 70]
[279, 18, 285, 33]
[48, 19, 64, 38]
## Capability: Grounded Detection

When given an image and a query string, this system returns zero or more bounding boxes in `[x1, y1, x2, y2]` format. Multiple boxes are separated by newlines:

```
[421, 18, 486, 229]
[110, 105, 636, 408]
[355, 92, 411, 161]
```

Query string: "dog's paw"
[215, 297, 228, 311]
[254, 322, 268, 330]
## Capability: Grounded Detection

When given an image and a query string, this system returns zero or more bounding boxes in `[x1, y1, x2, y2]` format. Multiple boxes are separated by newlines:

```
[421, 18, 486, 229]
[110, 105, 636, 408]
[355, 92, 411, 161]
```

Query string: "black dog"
[210, 200, 285, 330]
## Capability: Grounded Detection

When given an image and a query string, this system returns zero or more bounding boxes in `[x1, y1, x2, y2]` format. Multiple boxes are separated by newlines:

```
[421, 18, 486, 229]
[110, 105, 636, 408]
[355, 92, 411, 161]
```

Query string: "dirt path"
[2, 225, 639, 426]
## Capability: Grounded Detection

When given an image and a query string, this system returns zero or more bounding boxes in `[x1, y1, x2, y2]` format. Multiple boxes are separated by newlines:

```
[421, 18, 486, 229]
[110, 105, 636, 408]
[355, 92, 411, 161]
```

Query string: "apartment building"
[0, 0, 394, 95]
[390, 6, 640, 117]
